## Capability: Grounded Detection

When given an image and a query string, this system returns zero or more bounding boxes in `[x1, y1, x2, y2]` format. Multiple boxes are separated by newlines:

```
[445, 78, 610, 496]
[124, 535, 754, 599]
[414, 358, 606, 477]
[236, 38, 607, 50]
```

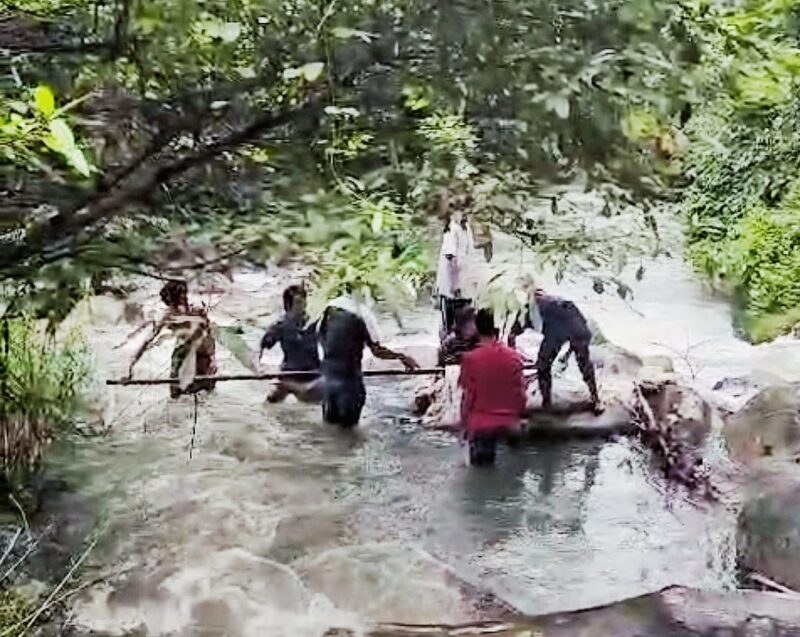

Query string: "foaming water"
[56, 229, 794, 634]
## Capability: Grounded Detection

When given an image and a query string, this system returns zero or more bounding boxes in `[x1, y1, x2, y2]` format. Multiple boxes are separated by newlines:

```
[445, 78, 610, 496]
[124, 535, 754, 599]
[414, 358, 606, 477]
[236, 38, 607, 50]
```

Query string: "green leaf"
[34, 86, 55, 117]
[45, 119, 75, 152]
[371, 210, 383, 234]
[213, 326, 256, 371]
[332, 27, 375, 43]
[545, 94, 570, 119]
[218, 22, 241, 43]
[65, 147, 91, 177]
[300, 62, 324, 82]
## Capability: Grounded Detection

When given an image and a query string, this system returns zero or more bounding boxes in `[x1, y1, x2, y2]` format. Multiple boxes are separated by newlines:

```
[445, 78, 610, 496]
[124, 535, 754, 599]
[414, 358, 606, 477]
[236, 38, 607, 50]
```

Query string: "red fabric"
[459, 341, 526, 434]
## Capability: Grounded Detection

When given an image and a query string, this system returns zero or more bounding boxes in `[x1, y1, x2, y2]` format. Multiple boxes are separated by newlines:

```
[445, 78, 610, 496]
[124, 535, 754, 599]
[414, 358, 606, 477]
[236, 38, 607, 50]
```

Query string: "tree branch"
[0, 92, 328, 276]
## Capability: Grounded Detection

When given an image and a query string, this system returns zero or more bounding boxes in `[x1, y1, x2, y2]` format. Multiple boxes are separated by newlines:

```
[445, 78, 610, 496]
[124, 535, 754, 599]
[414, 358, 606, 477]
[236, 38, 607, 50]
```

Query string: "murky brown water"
[50, 193, 800, 636]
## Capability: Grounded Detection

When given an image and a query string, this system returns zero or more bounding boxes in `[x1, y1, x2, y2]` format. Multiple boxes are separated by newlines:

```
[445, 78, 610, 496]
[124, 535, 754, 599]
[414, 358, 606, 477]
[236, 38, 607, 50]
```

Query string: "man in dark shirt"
[319, 292, 419, 427]
[509, 288, 600, 413]
[259, 285, 321, 403]
[438, 305, 479, 366]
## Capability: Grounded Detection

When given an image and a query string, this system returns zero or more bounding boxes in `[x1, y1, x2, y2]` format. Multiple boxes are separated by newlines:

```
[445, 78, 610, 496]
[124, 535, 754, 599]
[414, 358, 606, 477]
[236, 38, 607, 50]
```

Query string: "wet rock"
[643, 382, 713, 449]
[737, 462, 800, 591]
[723, 384, 800, 463]
[366, 587, 800, 636]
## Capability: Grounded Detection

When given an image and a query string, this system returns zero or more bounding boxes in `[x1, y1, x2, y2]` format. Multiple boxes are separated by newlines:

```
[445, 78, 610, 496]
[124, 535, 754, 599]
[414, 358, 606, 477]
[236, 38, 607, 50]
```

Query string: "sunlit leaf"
[300, 62, 325, 82]
[331, 26, 375, 42]
[34, 85, 55, 117]
[46, 118, 75, 152]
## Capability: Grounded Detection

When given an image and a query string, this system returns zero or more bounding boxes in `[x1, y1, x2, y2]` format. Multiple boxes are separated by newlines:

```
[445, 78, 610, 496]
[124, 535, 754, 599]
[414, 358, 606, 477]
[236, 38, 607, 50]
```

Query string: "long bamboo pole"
[106, 366, 538, 386]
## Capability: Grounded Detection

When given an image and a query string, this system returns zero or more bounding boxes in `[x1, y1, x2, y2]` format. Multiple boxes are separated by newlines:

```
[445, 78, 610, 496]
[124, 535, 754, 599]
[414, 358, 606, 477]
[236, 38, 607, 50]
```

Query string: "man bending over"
[510, 288, 600, 413]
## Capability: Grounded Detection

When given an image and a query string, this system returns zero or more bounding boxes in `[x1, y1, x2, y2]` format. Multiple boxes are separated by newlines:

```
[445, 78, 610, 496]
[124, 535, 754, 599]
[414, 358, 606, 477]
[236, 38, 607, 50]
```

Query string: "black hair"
[160, 280, 188, 308]
[283, 285, 306, 311]
[454, 305, 476, 329]
[475, 308, 496, 337]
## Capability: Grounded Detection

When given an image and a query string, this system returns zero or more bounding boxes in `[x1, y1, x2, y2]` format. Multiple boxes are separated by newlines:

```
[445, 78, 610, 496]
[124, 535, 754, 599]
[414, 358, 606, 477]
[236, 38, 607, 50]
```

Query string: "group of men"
[259, 281, 600, 466]
[435, 288, 600, 465]
[258, 284, 418, 427]
[136, 274, 600, 467]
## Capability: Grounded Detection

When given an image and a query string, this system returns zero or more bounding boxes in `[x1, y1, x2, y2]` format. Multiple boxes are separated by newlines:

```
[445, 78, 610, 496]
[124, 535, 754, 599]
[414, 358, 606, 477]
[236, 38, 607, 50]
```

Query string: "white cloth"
[435, 223, 475, 299]
[326, 294, 381, 343]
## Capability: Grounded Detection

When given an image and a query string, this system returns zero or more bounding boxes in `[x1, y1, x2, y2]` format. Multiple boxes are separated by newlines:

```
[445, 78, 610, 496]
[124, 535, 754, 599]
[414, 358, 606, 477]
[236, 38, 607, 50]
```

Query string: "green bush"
[0, 318, 90, 496]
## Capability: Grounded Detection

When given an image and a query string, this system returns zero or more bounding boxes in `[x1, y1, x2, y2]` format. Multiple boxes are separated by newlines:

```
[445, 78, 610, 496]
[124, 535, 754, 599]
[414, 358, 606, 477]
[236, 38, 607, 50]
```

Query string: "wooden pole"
[106, 366, 538, 386]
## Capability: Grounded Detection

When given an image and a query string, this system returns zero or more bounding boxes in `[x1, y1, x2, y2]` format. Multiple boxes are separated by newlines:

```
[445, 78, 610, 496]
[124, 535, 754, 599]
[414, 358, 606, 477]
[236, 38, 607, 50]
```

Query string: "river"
[49, 200, 800, 636]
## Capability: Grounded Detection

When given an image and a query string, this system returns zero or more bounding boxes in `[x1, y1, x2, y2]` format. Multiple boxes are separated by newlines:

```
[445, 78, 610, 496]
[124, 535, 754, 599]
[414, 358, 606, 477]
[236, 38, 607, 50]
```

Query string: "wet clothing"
[438, 332, 479, 366]
[440, 297, 472, 337]
[261, 314, 320, 372]
[170, 322, 217, 399]
[468, 433, 498, 466]
[318, 299, 379, 427]
[511, 295, 597, 407]
[459, 341, 526, 435]
[319, 306, 375, 379]
[322, 376, 366, 427]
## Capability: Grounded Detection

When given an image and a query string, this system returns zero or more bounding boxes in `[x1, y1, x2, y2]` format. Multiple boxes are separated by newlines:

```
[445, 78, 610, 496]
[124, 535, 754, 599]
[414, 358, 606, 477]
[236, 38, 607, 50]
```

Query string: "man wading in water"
[127, 280, 217, 398]
[318, 286, 419, 427]
[509, 287, 601, 414]
[460, 309, 526, 466]
[258, 285, 322, 403]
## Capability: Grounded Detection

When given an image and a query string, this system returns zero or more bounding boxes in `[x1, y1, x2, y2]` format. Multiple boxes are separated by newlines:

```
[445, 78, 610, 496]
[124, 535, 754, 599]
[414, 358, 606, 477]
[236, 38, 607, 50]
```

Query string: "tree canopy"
[1, 0, 705, 320]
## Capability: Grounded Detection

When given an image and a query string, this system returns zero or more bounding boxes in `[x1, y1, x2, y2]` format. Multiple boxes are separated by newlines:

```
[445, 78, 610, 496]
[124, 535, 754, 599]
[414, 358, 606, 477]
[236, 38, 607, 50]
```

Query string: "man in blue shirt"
[259, 285, 322, 403]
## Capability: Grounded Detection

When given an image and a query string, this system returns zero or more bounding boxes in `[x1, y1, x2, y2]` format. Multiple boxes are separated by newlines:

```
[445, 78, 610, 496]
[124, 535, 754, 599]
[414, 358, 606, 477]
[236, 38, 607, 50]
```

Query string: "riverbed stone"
[723, 384, 800, 463]
[737, 462, 800, 591]
[366, 587, 800, 637]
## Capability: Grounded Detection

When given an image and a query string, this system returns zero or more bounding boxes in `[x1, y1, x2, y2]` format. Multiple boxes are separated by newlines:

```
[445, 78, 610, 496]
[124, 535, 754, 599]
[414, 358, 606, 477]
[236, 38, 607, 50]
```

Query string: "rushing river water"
[50, 200, 800, 636]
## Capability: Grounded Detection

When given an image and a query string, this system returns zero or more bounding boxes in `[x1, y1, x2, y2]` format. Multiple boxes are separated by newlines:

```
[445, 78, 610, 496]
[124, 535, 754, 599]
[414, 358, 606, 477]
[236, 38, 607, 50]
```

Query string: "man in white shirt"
[435, 209, 474, 338]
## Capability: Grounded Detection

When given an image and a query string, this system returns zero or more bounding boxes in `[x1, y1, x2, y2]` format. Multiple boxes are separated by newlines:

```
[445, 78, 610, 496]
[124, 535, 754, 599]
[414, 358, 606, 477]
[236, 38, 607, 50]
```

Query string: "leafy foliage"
[682, 0, 800, 339]
[0, 318, 90, 484]
[0, 0, 700, 321]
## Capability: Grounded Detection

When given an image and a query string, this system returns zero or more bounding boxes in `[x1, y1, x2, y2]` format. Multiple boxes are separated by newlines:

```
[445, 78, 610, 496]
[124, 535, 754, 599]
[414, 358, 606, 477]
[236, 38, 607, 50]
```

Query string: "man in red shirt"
[459, 309, 527, 466]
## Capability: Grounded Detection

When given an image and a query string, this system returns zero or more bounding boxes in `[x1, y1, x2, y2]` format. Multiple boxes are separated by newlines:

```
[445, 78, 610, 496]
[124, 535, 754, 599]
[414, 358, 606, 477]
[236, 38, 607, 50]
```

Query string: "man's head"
[475, 308, 498, 340]
[454, 306, 477, 338]
[283, 285, 307, 314]
[533, 287, 547, 301]
[160, 280, 188, 310]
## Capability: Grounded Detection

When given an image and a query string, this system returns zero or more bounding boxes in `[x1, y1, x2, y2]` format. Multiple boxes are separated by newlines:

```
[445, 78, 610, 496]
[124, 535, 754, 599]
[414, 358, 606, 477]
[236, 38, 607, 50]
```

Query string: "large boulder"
[737, 462, 800, 591]
[723, 384, 800, 463]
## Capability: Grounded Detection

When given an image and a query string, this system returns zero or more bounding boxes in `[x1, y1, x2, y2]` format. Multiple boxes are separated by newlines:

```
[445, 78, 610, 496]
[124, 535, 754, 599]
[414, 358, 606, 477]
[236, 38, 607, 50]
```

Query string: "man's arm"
[127, 319, 166, 378]
[367, 341, 419, 371]
[259, 321, 281, 356]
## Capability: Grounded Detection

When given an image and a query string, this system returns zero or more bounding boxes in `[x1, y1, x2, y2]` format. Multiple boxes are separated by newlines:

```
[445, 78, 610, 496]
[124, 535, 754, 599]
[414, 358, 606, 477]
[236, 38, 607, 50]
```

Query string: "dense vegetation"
[683, 0, 800, 341]
[0, 0, 700, 321]
[0, 318, 90, 501]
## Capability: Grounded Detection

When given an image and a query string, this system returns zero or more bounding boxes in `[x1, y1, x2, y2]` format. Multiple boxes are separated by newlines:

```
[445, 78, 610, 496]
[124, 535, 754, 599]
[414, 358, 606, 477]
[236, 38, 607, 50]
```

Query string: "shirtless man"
[127, 280, 217, 398]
